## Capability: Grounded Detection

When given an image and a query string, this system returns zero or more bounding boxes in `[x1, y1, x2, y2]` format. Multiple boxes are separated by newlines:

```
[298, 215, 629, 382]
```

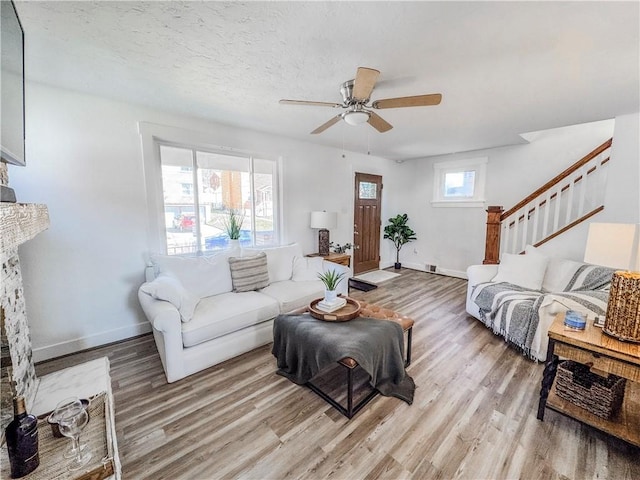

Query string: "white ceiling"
[15, 1, 640, 161]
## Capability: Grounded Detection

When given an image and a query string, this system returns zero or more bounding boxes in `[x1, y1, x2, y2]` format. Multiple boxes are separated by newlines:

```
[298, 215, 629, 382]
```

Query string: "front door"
[353, 172, 382, 274]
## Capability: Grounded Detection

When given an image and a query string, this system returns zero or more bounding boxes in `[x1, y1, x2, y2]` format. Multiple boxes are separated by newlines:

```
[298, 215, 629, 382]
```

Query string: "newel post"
[483, 206, 504, 264]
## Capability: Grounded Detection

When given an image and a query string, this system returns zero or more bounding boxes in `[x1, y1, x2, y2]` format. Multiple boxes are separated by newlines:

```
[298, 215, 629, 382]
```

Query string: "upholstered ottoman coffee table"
[277, 299, 414, 418]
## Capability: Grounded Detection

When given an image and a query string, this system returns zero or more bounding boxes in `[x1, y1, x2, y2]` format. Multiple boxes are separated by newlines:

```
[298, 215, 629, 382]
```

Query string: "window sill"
[431, 200, 486, 208]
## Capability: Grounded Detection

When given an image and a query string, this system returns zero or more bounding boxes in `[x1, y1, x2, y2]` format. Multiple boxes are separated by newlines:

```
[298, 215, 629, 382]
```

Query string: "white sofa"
[466, 246, 613, 361]
[138, 243, 349, 382]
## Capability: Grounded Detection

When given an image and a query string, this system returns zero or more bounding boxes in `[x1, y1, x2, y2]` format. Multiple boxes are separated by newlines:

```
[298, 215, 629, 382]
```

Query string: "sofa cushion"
[182, 291, 279, 347]
[491, 252, 548, 291]
[228, 252, 270, 292]
[242, 243, 302, 283]
[292, 256, 325, 282]
[150, 252, 233, 299]
[140, 274, 199, 322]
[524, 245, 583, 293]
[542, 257, 586, 292]
[260, 280, 325, 313]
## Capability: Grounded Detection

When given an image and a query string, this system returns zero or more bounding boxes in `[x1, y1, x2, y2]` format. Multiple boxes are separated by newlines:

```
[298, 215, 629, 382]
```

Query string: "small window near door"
[359, 181, 377, 199]
[432, 157, 487, 207]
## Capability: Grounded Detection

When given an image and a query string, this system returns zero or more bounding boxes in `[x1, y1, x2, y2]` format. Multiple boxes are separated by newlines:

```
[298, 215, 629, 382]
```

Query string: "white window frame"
[431, 157, 487, 208]
[139, 121, 282, 255]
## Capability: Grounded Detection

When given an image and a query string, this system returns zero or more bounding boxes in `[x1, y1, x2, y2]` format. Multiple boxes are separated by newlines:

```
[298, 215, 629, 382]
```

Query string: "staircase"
[483, 138, 613, 264]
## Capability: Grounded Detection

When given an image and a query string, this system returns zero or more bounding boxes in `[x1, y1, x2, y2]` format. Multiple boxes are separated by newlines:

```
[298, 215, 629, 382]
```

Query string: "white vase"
[324, 289, 338, 304]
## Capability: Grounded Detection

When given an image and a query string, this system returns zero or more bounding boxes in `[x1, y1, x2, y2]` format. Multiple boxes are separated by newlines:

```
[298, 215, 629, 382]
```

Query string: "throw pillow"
[228, 252, 270, 292]
[491, 252, 548, 291]
[241, 243, 302, 283]
[140, 274, 199, 322]
[542, 258, 587, 292]
[292, 256, 325, 282]
[150, 252, 234, 299]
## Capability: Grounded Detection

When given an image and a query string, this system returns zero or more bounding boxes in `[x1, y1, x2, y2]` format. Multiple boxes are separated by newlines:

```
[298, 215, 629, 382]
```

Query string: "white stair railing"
[483, 138, 613, 264]
[499, 139, 611, 256]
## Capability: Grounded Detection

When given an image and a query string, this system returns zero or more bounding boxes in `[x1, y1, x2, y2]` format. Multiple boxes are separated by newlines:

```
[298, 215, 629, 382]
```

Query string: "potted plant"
[330, 242, 353, 254]
[383, 213, 417, 269]
[317, 269, 346, 303]
[223, 210, 244, 245]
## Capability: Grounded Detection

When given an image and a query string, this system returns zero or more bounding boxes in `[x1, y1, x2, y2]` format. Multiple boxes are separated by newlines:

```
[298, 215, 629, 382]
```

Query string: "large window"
[159, 144, 277, 255]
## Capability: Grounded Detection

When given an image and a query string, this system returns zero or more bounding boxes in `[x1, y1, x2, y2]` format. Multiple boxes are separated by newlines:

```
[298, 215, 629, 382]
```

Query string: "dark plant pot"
[394, 262, 402, 269]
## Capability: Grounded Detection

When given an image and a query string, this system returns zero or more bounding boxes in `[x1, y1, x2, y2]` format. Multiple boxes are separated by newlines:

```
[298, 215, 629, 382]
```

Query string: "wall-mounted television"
[1, 0, 25, 166]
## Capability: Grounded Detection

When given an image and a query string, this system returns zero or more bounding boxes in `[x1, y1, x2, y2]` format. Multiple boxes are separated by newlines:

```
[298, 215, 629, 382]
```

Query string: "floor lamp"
[310, 211, 337, 256]
[584, 223, 640, 342]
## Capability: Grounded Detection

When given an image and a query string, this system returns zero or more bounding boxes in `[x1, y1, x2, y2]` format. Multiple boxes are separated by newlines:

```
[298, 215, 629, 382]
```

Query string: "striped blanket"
[472, 264, 614, 360]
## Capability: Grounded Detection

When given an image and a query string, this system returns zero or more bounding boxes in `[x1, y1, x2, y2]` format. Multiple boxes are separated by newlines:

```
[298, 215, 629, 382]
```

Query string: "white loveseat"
[466, 246, 613, 361]
[138, 243, 349, 382]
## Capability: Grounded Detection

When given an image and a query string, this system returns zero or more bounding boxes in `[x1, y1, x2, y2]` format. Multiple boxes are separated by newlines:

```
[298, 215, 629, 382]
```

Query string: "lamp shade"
[310, 211, 337, 230]
[584, 223, 640, 271]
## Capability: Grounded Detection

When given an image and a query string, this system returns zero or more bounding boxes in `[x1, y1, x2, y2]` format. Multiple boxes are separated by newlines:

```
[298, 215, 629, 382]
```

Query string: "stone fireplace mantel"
[0, 203, 50, 254]
[1, 201, 50, 429]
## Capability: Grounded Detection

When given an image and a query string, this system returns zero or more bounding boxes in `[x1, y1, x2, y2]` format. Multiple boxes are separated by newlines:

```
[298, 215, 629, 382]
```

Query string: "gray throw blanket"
[473, 264, 614, 359]
[272, 314, 415, 404]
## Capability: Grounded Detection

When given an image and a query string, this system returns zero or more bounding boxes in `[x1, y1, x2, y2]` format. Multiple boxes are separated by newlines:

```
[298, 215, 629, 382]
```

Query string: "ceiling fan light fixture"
[343, 110, 370, 126]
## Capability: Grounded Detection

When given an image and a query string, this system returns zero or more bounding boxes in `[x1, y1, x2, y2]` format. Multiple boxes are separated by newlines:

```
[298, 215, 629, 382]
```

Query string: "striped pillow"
[228, 252, 270, 292]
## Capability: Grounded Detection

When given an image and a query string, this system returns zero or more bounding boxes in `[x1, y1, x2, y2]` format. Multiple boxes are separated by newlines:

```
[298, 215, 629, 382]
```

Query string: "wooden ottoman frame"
[303, 301, 414, 419]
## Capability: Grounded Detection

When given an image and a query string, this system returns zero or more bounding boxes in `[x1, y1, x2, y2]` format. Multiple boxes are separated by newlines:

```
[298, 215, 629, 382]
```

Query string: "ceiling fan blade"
[311, 114, 342, 134]
[352, 67, 380, 101]
[280, 99, 342, 108]
[372, 93, 442, 109]
[367, 111, 393, 133]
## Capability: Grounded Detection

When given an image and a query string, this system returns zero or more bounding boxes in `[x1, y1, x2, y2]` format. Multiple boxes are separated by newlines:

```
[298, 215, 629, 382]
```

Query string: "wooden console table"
[306, 252, 351, 267]
[537, 313, 640, 447]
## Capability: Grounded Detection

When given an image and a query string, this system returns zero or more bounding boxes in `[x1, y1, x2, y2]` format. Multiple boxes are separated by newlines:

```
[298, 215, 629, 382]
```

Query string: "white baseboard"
[396, 261, 468, 280]
[33, 321, 152, 363]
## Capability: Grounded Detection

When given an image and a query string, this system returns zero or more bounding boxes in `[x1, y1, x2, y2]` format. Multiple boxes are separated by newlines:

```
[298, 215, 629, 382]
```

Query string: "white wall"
[9, 80, 638, 361]
[9, 82, 399, 361]
[527, 112, 640, 261]
[392, 116, 640, 276]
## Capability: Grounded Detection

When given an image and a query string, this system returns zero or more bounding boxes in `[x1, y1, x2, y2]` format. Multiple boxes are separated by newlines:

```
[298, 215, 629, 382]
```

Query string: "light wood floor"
[36, 269, 640, 479]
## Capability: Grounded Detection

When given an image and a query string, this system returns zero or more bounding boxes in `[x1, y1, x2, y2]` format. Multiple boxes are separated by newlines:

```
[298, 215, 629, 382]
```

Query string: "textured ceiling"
[14, 1, 640, 161]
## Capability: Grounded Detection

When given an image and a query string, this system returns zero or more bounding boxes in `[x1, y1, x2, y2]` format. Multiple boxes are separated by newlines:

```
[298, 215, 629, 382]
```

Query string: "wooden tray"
[309, 297, 361, 322]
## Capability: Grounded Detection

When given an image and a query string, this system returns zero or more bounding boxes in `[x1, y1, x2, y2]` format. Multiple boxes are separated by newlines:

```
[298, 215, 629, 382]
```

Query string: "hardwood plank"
[35, 269, 639, 479]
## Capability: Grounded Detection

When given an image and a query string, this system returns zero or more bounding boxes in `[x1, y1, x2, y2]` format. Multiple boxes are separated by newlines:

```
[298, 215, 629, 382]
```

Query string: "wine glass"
[56, 399, 92, 471]
[52, 397, 88, 459]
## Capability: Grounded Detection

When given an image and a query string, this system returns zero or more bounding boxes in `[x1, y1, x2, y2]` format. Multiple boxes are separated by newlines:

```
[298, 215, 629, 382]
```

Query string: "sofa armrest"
[138, 288, 186, 382]
[321, 260, 350, 296]
[466, 264, 499, 287]
[138, 288, 182, 332]
[465, 264, 499, 320]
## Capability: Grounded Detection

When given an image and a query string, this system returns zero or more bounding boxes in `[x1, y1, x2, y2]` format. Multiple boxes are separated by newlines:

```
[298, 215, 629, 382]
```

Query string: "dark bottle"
[5, 396, 40, 478]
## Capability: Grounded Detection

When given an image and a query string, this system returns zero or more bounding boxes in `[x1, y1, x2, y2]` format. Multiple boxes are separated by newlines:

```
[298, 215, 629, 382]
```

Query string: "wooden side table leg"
[537, 338, 558, 421]
[405, 327, 413, 367]
[347, 366, 354, 418]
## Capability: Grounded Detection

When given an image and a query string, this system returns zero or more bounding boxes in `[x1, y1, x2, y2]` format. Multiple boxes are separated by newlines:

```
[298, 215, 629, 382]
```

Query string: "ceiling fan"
[279, 67, 442, 134]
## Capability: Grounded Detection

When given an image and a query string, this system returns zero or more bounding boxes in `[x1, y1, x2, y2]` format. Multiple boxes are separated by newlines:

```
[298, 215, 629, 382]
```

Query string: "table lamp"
[310, 211, 337, 256]
[584, 223, 640, 342]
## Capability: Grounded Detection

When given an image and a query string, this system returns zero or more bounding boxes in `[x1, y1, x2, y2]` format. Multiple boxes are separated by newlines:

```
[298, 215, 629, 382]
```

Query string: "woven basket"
[556, 361, 626, 419]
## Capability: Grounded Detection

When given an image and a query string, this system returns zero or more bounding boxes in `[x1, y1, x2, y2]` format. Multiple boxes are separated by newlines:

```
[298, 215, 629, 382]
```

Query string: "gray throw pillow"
[228, 252, 270, 292]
